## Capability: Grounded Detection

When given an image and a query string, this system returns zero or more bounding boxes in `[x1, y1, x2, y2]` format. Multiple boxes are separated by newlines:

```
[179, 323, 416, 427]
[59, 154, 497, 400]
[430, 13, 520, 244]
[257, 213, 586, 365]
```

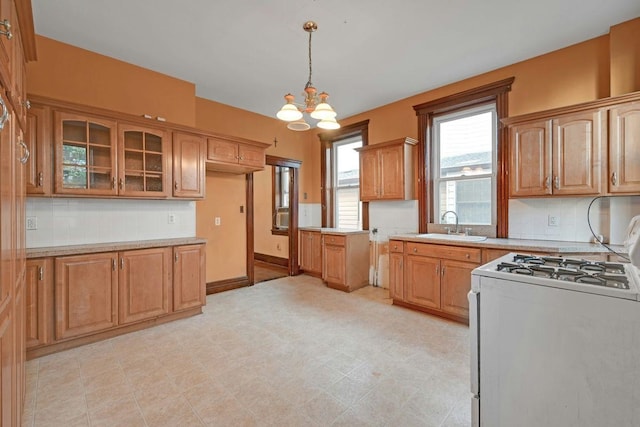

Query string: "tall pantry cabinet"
[0, 0, 36, 425]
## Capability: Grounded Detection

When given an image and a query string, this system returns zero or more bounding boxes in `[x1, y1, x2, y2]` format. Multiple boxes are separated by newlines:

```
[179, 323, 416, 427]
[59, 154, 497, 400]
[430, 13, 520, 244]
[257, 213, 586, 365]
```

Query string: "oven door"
[468, 287, 480, 426]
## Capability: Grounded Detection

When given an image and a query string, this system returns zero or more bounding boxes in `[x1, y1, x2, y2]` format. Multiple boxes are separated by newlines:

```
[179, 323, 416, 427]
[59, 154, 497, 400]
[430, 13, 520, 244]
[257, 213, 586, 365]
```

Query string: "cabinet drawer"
[324, 234, 346, 247]
[406, 242, 481, 263]
[389, 240, 404, 253]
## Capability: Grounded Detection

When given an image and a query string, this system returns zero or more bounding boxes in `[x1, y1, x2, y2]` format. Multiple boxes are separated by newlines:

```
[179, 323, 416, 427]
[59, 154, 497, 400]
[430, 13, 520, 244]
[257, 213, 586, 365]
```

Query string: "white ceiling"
[31, 1, 640, 121]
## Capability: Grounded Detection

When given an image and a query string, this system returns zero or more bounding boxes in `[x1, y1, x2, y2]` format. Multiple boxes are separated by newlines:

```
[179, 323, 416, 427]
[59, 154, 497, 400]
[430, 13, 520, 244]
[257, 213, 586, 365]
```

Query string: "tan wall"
[26, 36, 197, 126]
[253, 168, 289, 258]
[610, 17, 640, 96]
[196, 172, 247, 282]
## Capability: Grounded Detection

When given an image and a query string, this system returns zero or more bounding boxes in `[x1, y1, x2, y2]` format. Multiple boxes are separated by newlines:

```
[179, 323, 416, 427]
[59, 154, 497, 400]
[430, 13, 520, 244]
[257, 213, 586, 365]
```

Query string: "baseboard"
[393, 299, 468, 325]
[206, 276, 251, 294]
[254, 252, 288, 267]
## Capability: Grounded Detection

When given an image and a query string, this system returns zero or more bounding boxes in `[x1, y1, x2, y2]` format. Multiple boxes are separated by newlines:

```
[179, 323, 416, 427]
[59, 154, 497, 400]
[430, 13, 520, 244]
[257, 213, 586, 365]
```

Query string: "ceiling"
[31, 1, 640, 122]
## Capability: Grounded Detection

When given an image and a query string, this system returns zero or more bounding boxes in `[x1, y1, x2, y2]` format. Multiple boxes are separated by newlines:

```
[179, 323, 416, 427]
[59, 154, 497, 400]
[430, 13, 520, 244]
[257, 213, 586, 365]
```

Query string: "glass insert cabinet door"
[118, 124, 170, 197]
[54, 111, 118, 195]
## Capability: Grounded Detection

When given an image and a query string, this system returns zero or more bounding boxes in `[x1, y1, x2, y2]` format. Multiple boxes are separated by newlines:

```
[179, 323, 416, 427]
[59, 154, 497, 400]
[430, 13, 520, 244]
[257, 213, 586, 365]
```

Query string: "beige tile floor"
[23, 275, 471, 427]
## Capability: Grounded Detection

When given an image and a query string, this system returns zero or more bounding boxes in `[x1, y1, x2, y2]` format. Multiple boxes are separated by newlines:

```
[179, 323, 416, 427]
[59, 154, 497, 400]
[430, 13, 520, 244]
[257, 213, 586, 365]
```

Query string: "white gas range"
[468, 222, 640, 427]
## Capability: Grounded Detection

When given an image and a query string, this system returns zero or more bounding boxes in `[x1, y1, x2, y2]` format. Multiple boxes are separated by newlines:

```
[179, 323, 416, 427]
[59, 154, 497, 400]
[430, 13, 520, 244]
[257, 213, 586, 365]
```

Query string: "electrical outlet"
[168, 214, 176, 224]
[548, 215, 559, 227]
[214, 217, 221, 226]
[26, 217, 37, 230]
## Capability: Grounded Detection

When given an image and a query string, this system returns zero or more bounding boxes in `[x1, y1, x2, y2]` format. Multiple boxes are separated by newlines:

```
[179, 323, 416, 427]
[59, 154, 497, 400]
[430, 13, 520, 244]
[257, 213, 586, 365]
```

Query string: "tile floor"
[23, 275, 471, 427]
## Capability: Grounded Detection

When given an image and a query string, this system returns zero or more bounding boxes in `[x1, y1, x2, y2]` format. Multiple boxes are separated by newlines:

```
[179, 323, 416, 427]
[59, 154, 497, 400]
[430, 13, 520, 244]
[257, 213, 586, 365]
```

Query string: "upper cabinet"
[509, 109, 606, 197]
[173, 132, 205, 198]
[609, 101, 640, 194]
[355, 137, 417, 201]
[118, 123, 171, 197]
[53, 111, 118, 196]
[206, 135, 269, 174]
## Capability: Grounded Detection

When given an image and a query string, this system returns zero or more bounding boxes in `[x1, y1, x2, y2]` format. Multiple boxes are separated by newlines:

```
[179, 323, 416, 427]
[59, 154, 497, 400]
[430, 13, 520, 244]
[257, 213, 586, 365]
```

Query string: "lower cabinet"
[27, 242, 205, 357]
[322, 232, 369, 292]
[391, 241, 480, 323]
[299, 230, 322, 276]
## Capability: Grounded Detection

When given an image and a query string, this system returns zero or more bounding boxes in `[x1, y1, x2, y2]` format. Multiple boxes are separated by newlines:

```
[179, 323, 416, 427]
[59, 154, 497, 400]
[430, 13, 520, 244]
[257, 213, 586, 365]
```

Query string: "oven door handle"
[469, 289, 479, 396]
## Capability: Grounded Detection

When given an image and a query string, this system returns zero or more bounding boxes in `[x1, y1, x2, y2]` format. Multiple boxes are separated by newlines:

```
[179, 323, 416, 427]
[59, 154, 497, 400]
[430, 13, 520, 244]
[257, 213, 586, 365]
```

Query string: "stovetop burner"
[497, 254, 630, 290]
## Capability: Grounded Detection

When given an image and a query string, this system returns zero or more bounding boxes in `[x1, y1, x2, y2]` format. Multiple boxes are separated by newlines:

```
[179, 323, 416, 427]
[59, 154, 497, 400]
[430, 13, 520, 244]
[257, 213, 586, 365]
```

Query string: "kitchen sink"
[416, 233, 488, 242]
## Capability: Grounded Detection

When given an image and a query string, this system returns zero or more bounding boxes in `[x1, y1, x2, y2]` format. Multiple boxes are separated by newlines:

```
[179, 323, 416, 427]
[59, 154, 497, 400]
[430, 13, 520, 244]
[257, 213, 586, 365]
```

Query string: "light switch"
[26, 217, 37, 230]
[215, 217, 221, 226]
[168, 214, 176, 224]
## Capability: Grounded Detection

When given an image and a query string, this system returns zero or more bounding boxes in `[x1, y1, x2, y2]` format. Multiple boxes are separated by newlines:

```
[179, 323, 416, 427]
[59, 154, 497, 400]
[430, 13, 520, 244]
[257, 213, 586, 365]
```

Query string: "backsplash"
[299, 203, 322, 227]
[26, 198, 196, 248]
[369, 200, 419, 241]
[509, 196, 640, 244]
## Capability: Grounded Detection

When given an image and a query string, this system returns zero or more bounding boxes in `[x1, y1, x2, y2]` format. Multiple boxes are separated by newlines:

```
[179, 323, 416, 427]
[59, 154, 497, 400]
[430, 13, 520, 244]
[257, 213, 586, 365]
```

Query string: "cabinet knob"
[611, 172, 618, 186]
[393, 245, 397, 250]
[38, 172, 43, 187]
[553, 176, 560, 189]
[413, 247, 417, 253]
[545, 176, 551, 189]
[18, 141, 30, 164]
[175, 253, 179, 262]
[0, 95, 8, 131]
[466, 253, 470, 259]
[38, 266, 43, 281]
[174, 181, 179, 190]
[112, 177, 116, 189]
[0, 19, 12, 40]
[118, 178, 124, 190]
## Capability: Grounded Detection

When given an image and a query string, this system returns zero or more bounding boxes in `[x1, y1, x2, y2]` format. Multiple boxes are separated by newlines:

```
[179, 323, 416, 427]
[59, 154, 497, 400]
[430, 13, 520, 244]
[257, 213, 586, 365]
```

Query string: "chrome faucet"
[441, 210, 459, 234]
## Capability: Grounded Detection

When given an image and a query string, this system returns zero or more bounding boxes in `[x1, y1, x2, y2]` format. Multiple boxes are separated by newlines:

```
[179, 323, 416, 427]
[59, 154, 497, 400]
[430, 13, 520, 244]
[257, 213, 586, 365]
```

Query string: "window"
[319, 120, 370, 230]
[433, 104, 497, 226]
[272, 166, 290, 232]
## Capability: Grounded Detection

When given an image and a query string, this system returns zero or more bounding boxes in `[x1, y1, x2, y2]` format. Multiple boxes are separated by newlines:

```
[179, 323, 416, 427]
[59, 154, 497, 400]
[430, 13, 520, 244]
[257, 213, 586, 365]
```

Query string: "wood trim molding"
[206, 276, 251, 294]
[265, 155, 302, 168]
[15, 0, 37, 61]
[393, 300, 468, 325]
[318, 120, 370, 142]
[254, 253, 288, 267]
[246, 173, 255, 284]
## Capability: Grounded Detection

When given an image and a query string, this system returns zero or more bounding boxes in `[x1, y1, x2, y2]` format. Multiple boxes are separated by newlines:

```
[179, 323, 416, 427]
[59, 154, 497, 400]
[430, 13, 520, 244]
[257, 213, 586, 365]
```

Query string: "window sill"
[271, 228, 289, 236]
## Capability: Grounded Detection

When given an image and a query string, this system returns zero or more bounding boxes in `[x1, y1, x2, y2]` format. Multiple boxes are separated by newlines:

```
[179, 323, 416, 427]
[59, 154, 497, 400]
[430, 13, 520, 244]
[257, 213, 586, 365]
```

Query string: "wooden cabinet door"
[55, 253, 118, 340]
[389, 252, 404, 301]
[173, 244, 205, 311]
[25, 258, 52, 349]
[405, 255, 440, 309]
[323, 244, 346, 286]
[238, 144, 265, 169]
[440, 259, 476, 319]
[310, 232, 323, 274]
[609, 102, 640, 194]
[0, 0, 12, 90]
[118, 124, 171, 198]
[299, 231, 313, 271]
[359, 149, 378, 201]
[0, 307, 14, 427]
[0, 94, 13, 316]
[53, 111, 118, 196]
[379, 144, 404, 199]
[13, 282, 24, 427]
[207, 138, 238, 164]
[510, 120, 552, 197]
[552, 110, 605, 196]
[173, 132, 205, 198]
[25, 104, 51, 195]
[118, 248, 171, 324]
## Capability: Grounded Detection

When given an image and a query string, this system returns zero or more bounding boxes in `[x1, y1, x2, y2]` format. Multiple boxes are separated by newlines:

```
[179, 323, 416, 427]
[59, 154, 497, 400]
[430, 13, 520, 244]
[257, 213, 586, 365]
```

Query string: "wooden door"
[25, 104, 51, 195]
[378, 144, 403, 199]
[238, 144, 265, 169]
[323, 244, 346, 286]
[310, 232, 323, 274]
[118, 247, 171, 324]
[173, 132, 205, 198]
[173, 245, 205, 311]
[405, 255, 440, 309]
[509, 120, 552, 197]
[53, 111, 118, 196]
[55, 253, 118, 340]
[440, 259, 476, 319]
[299, 231, 314, 272]
[552, 109, 605, 196]
[25, 258, 52, 349]
[389, 252, 404, 301]
[118, 124, 171, 197]
[609, 102, 640, 194]
[359, 149, 378, 201]
[206, 138, 238, 164]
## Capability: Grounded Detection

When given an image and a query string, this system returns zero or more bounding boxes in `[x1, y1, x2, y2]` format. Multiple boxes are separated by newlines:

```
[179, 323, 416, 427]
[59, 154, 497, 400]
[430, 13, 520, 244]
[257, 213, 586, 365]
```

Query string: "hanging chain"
[306, 30, 313, 88]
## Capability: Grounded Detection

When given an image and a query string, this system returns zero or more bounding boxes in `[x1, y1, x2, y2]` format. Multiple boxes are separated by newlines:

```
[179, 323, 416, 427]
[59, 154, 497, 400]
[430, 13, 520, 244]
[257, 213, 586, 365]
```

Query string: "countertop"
[299, 227, 369, 235]
[26, 237, 207, 259]
[389, 234, 625, 255]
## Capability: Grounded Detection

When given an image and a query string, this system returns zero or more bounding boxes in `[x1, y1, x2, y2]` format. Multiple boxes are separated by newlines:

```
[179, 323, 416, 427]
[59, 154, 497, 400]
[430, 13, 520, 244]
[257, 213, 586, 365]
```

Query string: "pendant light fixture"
[276, 21, 340, 131]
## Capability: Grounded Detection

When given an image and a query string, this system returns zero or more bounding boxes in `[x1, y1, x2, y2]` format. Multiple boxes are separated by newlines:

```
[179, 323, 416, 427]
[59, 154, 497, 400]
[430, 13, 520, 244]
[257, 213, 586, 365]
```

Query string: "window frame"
[318, 120, 370, 230]
[432, 103, 498, 227]
[271, 165, 291, 236]
[413, 77, 514, 237]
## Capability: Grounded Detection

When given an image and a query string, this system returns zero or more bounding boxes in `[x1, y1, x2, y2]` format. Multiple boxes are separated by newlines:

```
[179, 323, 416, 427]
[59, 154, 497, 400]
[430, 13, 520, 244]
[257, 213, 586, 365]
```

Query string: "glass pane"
[336, 141, 361, 187]
[63, 121, 87, 142]
[89, 168, 113, 190]
[336, 187, 361, 229]
[145, 134, 162, 152]
[146, 175, 163, 192]
[145, 153, 163, 172]
[63, 166, 87, 188]
[124, 131, 143, 150]
[63, 144, 87, 166]
[125, 174, 144, 192]
[439, 178, 492, 225]
[89, 123, 111, 146]
[439, 111, 493, 178]
[124, 151, 143, 171]
[89, 146, 112, 168]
